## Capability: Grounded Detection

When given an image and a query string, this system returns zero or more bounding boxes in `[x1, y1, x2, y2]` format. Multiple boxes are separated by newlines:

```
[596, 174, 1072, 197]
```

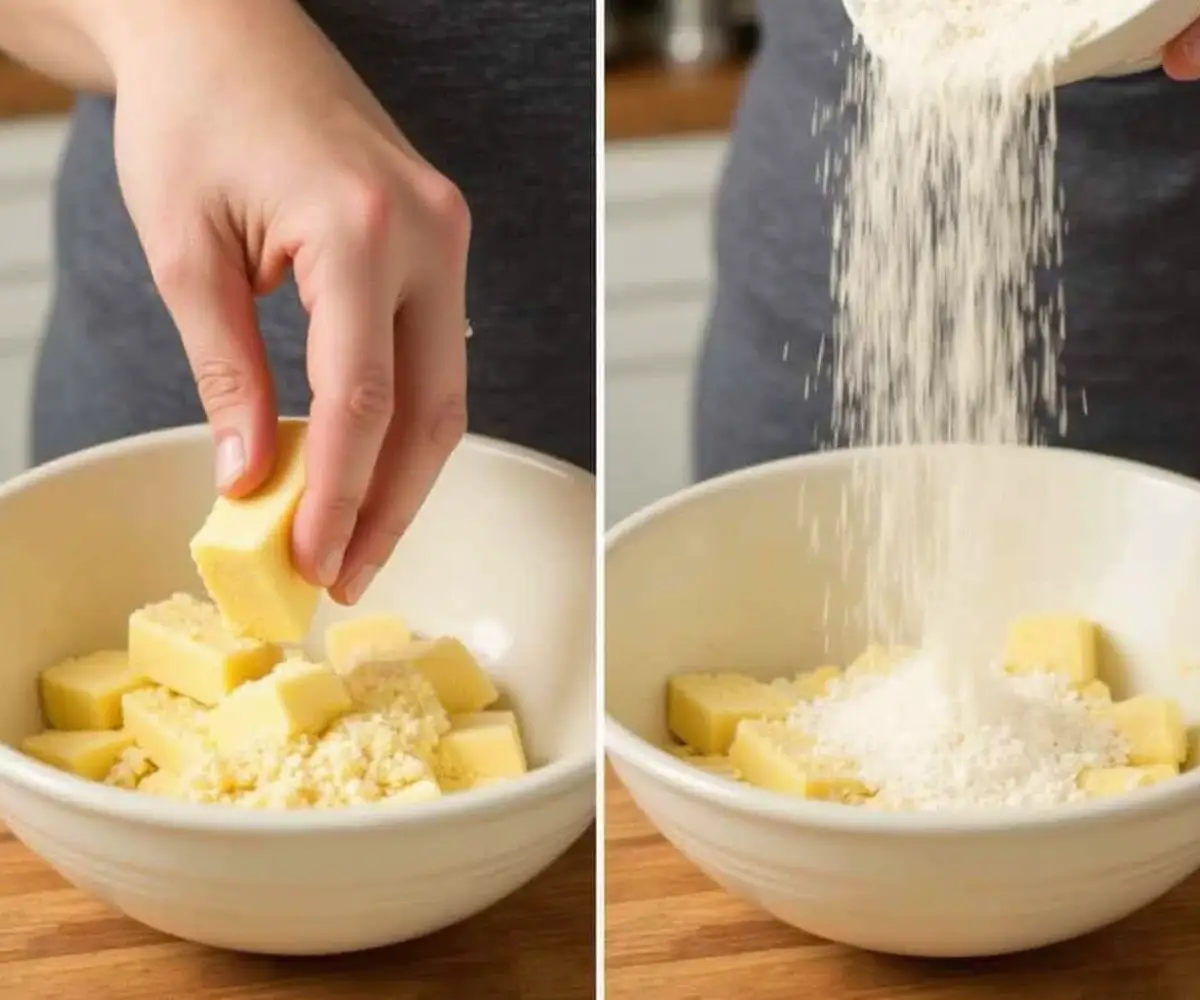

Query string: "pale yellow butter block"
[137, 769, 180, 798]
[667, 673, 794, 755]
[129, 593, 282, 706]
[1004, 615, 1099, 685]
[206, 659, 352, 755]
[40, 649, 149, 731]
[435, 710, 528, 791]
[730, 719, 868, 801]
[1188, 727, 1200, 770]
[190, 421, 319, 644]
[122, 687, 210, 773]
[1095, 695, 1187, 766]
[325, 614, 413, 671]
[1078, 764, 1179, 798]
[22, 729, 133, 781]
[1078, 679, 1112, 705]
[405, 638, 499, 714]
[385, 778, 442, 804]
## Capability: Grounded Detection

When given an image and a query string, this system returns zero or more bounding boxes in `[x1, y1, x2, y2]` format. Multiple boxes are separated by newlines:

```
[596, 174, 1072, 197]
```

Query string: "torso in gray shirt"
[34, 0, 596, 472]
[696, 0, 1200, 480]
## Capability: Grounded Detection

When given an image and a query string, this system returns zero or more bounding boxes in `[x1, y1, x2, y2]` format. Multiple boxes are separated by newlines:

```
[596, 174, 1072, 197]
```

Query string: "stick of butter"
[129, 593, 281, 706]
[22, 729, 133, 782]
[39, 650, 149, 731]
[190, 420, 319, 644]
[325, 614, 413, 672]
[405, 638, 499, 715]
[206, 659, 352, 755]
[435, 710, 528, 791]
[122, 687, 211, 773]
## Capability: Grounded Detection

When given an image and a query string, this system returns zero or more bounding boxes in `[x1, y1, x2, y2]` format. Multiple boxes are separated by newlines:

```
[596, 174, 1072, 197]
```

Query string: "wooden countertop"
[0, 821, 595, 999]
[606, 60, 748, 142]
[0, 58, 72, 119]
[606, 768, 1200, 998]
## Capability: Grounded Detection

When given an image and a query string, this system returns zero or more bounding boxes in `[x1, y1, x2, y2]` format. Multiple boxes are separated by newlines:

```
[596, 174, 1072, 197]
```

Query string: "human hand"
[104, 0, 470, 605]
[1163, 22, 1200, 79]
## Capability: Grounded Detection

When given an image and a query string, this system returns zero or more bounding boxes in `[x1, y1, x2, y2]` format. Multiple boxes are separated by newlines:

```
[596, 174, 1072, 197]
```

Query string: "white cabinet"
[0, 116, 68, 482]
[605, 135, 727, 527]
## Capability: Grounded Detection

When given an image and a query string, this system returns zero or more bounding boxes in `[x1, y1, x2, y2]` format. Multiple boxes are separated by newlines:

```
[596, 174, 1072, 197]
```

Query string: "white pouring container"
[843, 0, 1200, 86]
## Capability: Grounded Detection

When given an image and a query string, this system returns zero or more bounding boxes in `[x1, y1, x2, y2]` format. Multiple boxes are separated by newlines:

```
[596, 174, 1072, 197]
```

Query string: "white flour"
[813, 1, 1144, 805]
[790, 652, 1127, 811]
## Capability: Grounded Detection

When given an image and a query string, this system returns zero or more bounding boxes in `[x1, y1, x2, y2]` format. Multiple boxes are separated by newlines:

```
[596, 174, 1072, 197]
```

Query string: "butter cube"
[40, 650, 149, 731]
[190, 421, 319, 643]
[435, 710, 528, 791]
[730, 719, 868, 801]
[667, 673, 793, 755]
[1095, 696, 1187, 766]
[1189, 727, 1200, 770]
[129, 593, 282, 706]
[1004, 615, 1099, 685]
[1078, 764, 1179, 798]
[137, 769, 180, 798]
[405, 638, 499, 714]
[325, 614, 413, 671]
[206, 659, 352, 755]
[385, 778, 442, 804]
[122, 687, 210, 773]
[1078, 679, 1112, 705]
[22, 729, 133, 781]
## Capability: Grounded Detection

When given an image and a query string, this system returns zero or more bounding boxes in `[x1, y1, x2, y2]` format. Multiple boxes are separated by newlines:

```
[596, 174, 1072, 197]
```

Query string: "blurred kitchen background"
[606, 0, 756, 527]
[0, 4, 757, 510]
[0, 58, 69, 483]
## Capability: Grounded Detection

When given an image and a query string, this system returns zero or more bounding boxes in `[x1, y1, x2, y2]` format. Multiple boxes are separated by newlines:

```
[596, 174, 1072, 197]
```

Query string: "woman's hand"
[103, 0, 470, 605]
[1164, 23, 1200, 79]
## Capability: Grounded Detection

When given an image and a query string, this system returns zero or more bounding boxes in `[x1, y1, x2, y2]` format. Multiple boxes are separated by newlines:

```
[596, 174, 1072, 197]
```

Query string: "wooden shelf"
[606, 59, 748, 142]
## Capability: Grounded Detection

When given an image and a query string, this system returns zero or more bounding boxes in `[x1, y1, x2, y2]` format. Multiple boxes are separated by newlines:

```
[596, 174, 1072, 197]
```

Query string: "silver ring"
[465, 320, 474, 340]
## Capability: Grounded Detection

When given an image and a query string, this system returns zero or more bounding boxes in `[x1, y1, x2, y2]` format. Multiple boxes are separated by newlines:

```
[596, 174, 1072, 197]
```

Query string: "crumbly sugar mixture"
[111, 660, 450, 809]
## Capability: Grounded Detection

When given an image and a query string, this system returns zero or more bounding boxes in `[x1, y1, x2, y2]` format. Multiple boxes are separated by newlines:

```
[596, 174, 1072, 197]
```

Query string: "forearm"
[0, 0, 120, 92]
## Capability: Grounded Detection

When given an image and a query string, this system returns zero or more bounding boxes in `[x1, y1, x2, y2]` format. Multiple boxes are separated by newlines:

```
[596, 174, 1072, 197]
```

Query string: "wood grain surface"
[0, 58, 72, 120]
[606, 768, 1200, 999]
[0, 822, 595, 999]
[606, 61, 747, 142]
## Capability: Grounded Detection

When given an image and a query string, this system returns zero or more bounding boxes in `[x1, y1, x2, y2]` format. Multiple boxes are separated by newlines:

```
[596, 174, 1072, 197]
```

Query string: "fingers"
[146, 223, 277, 497]
[291, 227, 397, 590]
[330, 180, 471, 606]
[1164, 23, 1200, 80]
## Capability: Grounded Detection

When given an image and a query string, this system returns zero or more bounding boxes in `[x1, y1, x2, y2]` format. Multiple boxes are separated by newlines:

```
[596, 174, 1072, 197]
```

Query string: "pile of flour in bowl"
[807, 0, 1147, 809]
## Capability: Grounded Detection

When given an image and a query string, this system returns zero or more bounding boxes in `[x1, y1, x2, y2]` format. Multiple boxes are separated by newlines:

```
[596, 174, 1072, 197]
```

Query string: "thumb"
[1163, 22, 1200, 80]
[147, 226, 278, 497]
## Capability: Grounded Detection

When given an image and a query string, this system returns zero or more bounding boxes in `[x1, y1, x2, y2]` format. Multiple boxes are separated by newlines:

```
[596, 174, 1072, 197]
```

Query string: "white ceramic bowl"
[0, 426, 595, 955]
[606, 446, 1200, 958]
[844, 0, 1200, 86]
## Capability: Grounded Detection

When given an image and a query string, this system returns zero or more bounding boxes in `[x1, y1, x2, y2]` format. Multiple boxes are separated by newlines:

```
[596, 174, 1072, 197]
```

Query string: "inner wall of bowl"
[606, 448, 1200, 745]
[0, 434, 594, 767]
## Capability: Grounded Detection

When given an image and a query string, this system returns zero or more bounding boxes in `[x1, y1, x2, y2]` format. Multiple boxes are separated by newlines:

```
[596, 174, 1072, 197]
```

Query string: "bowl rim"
[0, 423, 597, 832]
[605, 442, 1200, 835]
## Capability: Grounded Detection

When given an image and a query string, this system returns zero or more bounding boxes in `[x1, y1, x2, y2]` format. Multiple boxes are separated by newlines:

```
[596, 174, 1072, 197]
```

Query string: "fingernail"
[319, 549, 345, 589]
[215, 434, 245, 491]
[343, 564, 379, 605]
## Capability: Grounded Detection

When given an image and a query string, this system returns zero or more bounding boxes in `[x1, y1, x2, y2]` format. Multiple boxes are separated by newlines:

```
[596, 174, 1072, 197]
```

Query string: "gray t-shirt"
[33, 0, 596, 472]
[696, 0, 1200, 479]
